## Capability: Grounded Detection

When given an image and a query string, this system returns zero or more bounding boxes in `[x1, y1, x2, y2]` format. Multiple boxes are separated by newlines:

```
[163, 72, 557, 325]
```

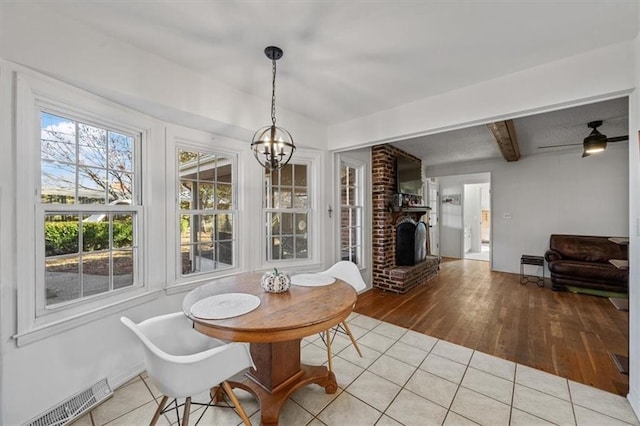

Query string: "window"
[13, 70, 158, 345]
[264, 164, 309, 261]
[178, 149, 235, 275]
[340, 163, 362, 266]
[39, 111, 140, 309]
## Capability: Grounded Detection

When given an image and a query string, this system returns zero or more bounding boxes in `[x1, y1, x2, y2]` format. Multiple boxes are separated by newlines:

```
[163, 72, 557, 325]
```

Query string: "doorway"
[463, 182, 491, 262]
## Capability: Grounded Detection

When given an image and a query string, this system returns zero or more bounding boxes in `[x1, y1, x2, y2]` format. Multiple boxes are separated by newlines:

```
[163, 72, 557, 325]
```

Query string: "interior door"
[426, 180, 439, 256]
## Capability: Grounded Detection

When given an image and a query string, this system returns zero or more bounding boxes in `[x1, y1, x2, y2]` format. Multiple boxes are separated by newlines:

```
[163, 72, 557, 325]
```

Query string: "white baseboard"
[629, 386, 640, 422]
[109, 362, 146, 391]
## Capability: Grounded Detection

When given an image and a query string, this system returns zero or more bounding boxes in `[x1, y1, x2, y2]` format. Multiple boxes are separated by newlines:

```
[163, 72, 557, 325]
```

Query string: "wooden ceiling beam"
[487, 120, 521, 162]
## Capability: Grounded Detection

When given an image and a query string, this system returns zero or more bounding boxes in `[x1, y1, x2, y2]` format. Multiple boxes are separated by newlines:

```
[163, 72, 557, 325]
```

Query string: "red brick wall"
[371, 144, 438, 293]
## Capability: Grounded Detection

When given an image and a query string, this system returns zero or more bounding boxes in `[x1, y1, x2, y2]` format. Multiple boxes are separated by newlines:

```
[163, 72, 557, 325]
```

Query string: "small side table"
[520, 255, 545, 287]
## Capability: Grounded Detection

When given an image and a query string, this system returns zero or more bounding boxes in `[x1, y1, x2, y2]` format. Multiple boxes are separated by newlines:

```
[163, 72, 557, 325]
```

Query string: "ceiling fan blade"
[538, 143, 582, 149]
[606, 135, 629, 143]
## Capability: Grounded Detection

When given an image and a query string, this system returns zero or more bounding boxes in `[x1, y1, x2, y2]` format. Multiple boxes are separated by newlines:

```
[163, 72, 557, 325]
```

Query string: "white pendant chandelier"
[251, 46, 295, 171]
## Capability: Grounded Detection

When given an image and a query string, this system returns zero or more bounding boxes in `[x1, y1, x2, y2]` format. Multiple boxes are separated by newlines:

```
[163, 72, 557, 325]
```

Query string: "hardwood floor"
[354, 257, 630, 396]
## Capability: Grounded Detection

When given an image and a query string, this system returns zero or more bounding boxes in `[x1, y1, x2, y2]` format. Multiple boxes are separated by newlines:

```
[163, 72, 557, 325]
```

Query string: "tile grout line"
[373, 329, 425, 425]
[97, 375, 157, 426]
[445, 350, 485, 426]
[99, 314, 637, 426]
[313, 323, 392, 424]
[336, 324, 420, 424]
[509, 364, 517, 426]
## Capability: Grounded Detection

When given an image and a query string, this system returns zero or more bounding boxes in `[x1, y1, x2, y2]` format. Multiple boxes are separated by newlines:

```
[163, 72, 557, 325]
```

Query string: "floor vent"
[25, 378, 112, 426]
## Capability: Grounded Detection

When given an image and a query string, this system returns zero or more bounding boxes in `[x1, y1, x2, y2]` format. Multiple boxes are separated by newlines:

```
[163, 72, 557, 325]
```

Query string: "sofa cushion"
[549, 234, 626, 263]
[548, 260, 627, 284]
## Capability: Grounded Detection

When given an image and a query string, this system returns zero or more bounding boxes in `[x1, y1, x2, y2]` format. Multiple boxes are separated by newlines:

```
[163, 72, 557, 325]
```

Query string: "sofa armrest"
[545, 249, 563, 263]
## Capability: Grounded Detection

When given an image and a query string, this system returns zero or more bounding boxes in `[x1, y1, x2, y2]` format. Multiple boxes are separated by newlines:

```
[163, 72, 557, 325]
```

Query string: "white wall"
[464, 184, 477, 252]
[481, 185, 490, 211]
[0, 2, 327, 148]
[440, 180, 464, 258]
[438, 174, 490, 258]
[626, 27, 640, 416]
[464, 183, 485, 253]
[427, 146, 629, 274]
[328, 41, 635, 151]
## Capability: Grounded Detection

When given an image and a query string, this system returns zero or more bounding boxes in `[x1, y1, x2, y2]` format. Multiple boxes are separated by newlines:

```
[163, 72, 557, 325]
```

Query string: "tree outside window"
[41, 111, 139, 306]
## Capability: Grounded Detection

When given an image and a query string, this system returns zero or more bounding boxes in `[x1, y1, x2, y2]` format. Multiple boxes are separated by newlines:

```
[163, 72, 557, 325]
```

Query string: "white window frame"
[14, 69, 159, 346]
[260, 149, 322, 270]
[340, 161, 364, 268]
[36, 110, 143, 314]
[165, 125, 241, 293]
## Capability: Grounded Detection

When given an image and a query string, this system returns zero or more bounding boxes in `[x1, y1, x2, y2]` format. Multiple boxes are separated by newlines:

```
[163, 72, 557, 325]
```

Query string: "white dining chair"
[319, 261, 366, 369]
[121, 312, 255, 426]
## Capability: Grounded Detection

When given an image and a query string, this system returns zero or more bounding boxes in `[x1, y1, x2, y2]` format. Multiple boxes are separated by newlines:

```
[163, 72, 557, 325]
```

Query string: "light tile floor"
[73, 313, 639, 426]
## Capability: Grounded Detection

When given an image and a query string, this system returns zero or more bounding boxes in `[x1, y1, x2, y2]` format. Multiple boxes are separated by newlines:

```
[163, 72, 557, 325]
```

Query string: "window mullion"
[75, 121, 80, 203]
[109, 213, 114, 292]
[78, 214, 84, 299]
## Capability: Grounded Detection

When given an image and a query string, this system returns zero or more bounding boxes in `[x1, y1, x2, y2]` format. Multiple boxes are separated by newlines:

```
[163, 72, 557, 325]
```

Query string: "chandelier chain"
[251, 46, 294, 171]
[271, 59, 277, 125]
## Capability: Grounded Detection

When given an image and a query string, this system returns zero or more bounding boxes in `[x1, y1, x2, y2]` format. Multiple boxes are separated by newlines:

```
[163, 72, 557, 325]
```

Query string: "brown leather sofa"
[544, 234, 628, 293]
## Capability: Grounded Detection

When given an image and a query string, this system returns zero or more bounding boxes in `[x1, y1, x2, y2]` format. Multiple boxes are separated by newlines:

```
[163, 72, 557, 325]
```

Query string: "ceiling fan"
[538, 120, 629, 157]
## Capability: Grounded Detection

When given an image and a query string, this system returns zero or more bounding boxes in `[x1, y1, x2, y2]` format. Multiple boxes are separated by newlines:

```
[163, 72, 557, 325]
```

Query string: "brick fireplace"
[371, 144, 439, 294]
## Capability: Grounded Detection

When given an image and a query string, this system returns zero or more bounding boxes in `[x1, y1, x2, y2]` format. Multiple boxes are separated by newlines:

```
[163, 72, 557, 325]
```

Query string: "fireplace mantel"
[393, 206, 431, 214]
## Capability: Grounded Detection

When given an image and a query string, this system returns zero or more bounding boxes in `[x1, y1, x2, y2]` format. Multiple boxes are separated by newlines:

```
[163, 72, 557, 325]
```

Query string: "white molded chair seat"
[121, 312, 255, 425]
[319, 261, 366, 369]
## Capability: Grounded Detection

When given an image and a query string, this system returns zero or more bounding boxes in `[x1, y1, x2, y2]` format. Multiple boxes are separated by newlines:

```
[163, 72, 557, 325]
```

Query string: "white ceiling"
[391, 97, 630, 166]
[36, 1, 638, 126]
[30, 1, 636, 166]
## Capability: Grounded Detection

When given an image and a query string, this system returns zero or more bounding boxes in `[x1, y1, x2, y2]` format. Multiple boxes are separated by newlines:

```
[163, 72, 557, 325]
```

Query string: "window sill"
[13, 289, 162, 347]
[260, 260, 323, 273]
[165, 270, 244, 296]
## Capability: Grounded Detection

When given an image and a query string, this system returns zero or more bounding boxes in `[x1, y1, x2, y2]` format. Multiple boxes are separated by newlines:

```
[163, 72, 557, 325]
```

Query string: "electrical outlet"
[504, 212, 512, 220]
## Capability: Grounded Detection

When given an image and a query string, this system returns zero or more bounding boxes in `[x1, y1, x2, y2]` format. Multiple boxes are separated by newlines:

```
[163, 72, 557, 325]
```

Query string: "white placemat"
[190, 293, 261, 320]
[291, 273, 336, 287]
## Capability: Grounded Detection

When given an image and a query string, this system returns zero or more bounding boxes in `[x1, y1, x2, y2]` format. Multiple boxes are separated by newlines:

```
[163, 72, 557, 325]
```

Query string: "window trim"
[335, 154, 369, 272]
[14, 69, 157, 346]
[36, 108, 143, 316]
[165, 125, 241, 291]
[35, 204, 144, 316]
[260, 149, 322, 270]
[264, 162, 311, 262]
[339, 161, 364, 268]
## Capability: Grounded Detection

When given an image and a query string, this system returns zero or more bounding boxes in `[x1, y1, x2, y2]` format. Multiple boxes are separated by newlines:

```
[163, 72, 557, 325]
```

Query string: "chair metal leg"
[222, 381, 252, 426]
[181, 397, 191, 426]
[342, 321, 362, 357]
[151, 395, 168, 426]
[325, 329, 333, 373]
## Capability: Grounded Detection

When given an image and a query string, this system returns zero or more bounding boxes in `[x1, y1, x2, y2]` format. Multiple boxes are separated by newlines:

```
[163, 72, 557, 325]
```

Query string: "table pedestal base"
[231, 364, 336, 426]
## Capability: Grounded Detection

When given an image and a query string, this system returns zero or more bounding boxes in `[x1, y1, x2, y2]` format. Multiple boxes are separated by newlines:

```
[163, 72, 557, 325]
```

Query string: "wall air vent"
[24, 378, 112, 426]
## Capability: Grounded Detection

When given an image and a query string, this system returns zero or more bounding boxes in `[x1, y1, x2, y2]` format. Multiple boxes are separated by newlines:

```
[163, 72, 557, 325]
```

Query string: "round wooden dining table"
[182, 272, 358, 426]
